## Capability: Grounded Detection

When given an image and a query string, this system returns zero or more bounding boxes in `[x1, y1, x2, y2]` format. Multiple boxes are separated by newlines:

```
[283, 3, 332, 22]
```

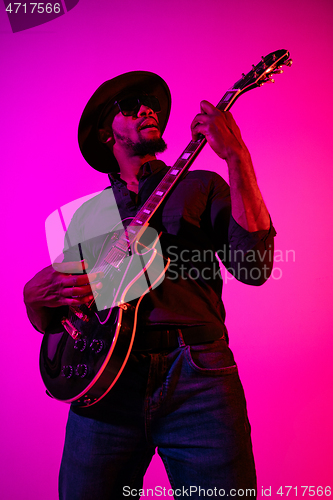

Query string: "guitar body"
[40, 223, 169, 406]
[40, 302, 135, 406]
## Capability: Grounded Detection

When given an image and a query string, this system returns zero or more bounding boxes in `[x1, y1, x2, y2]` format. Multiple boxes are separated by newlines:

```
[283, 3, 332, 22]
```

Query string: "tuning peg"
[265, 78, 275, 84]
[261, 56, 267, 69]
[273, 69, 284, 74]
[242, 73, 246, 78]
[284, 59, 293, 67]
[251, 65, 258, 77]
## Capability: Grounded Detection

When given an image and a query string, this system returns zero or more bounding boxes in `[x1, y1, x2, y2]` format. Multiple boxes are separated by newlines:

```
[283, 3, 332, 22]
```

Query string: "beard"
[113, 131, 167, 157]
[132, 137, 167, 157]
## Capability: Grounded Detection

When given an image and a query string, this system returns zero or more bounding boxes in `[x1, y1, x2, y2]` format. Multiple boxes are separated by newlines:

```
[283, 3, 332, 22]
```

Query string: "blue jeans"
[59, 336, 256, 499]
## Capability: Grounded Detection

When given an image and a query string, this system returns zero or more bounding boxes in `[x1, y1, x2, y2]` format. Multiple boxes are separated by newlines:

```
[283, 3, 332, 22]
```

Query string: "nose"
[137, 104, 155, 117]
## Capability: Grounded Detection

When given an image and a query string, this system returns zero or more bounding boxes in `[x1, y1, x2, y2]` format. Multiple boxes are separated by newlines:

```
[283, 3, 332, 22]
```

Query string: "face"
[113, 102, 160, 139]
[102, 101, 167, 158]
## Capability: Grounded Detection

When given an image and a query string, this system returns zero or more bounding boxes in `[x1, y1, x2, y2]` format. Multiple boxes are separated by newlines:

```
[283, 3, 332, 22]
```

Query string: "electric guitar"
[40, 49, 292, 407]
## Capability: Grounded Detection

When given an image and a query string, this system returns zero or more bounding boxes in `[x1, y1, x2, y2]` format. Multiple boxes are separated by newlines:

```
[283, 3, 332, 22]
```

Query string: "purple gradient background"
[1, 0, 333, 498]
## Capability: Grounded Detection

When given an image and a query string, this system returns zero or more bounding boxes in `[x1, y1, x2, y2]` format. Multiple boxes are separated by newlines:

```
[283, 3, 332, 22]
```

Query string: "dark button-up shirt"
[62, 160, 276, 342]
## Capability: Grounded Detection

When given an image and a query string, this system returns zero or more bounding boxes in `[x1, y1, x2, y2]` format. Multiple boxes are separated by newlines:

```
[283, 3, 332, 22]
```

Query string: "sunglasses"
[115, 95, 161, 117]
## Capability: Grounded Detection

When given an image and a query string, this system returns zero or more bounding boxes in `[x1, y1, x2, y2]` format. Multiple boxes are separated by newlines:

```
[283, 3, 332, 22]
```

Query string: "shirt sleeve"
[208, 172, 277, 286]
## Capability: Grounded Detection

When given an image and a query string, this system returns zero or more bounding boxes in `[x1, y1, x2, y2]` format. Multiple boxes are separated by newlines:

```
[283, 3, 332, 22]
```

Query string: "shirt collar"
[108, 159, 166, 186]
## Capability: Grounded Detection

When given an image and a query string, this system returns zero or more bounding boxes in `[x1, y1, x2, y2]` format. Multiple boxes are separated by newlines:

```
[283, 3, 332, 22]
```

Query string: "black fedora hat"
[78, 71, 171, 173]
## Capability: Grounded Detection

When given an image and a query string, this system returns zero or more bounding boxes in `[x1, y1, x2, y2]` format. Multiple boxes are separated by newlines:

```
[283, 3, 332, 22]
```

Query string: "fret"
[217, 101, 230, 112]
[221, 90, 238, 102]
[216, 89, 240, 111]
[158, 181, 172, 190]
[115, 238, 130, 252]
[173, 159, 188, 169]
[184, 141, 200, 153]
[181, 152, 191, 160]
[129, 219, 147, 228]
[143, 202, 157, 211]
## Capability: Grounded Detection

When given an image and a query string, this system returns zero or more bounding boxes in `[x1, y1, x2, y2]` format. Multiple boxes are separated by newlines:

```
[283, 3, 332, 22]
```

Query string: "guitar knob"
[90, 339, 105, 354]
[74, 338, 87, 352]
[83, 395, 92, 405]
[76, 364, 89, 378]
[61, 365, 74, 379]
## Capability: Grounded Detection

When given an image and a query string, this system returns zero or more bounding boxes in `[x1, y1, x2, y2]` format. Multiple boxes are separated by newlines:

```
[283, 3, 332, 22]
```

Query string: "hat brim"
[78, 71, 171, 173]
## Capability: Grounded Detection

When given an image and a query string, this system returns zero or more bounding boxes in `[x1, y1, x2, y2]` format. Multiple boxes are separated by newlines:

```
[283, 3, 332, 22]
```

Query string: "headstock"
[233, 49, 292, 93]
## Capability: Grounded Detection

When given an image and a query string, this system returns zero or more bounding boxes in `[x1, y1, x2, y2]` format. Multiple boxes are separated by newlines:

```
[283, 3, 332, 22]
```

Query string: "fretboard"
[109, 88, 242, 259]
[101, 48, 292, 269]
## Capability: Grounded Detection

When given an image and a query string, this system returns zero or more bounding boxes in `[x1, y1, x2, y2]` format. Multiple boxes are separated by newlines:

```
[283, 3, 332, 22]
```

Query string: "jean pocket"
[185, 339, 238, 375]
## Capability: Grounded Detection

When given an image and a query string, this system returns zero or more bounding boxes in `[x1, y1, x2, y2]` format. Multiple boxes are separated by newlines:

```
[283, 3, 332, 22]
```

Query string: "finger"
[63, 294, 95, 307]
[191, 112, 210, 129]
[190, 114, 211, 141]
[63, 272, 103, 288]
[199, 100, 219, 114]
[63, 281, 103, 298]
[191, 124, 205, 141]
[63, 286, 91, 299]
[53, 259, 89, 275]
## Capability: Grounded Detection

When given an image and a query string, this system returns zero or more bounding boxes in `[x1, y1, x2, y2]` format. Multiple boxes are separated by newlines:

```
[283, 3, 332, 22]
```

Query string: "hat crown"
[78, 71, 171, 174]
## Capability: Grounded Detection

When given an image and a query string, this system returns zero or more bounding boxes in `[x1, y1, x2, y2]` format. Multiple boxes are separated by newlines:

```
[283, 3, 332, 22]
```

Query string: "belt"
[132, 324, 227, 352]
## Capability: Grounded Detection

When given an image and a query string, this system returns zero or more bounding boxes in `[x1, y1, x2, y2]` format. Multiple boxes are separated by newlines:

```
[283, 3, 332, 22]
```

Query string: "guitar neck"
[116, 89, 241, 247]
[108, 49, 291, 256]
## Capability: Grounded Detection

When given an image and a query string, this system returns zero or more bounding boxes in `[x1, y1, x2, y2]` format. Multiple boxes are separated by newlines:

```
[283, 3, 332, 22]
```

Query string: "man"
[24, 71, 275, 499]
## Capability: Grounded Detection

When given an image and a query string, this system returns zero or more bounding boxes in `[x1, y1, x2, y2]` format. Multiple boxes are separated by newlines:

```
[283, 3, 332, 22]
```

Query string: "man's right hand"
[23, 260, 103, 332]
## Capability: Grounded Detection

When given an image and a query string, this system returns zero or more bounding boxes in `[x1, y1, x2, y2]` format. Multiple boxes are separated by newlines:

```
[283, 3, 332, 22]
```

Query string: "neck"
[116, 151, 157, 193]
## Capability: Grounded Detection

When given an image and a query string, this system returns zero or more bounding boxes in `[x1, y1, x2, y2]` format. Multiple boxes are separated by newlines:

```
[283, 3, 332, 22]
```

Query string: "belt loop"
[177, 328, 186, 347]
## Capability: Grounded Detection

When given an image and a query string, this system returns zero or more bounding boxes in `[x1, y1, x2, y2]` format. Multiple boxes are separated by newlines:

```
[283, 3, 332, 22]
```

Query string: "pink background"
[1, 0, 333, 498]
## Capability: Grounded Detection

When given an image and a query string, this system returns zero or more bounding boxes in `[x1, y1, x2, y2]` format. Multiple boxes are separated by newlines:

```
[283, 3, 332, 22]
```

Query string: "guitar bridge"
[61, 317, 81, 340]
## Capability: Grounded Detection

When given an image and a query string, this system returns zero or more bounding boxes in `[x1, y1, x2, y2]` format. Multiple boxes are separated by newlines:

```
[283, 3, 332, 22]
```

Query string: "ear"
[98, 128, 114, 145]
